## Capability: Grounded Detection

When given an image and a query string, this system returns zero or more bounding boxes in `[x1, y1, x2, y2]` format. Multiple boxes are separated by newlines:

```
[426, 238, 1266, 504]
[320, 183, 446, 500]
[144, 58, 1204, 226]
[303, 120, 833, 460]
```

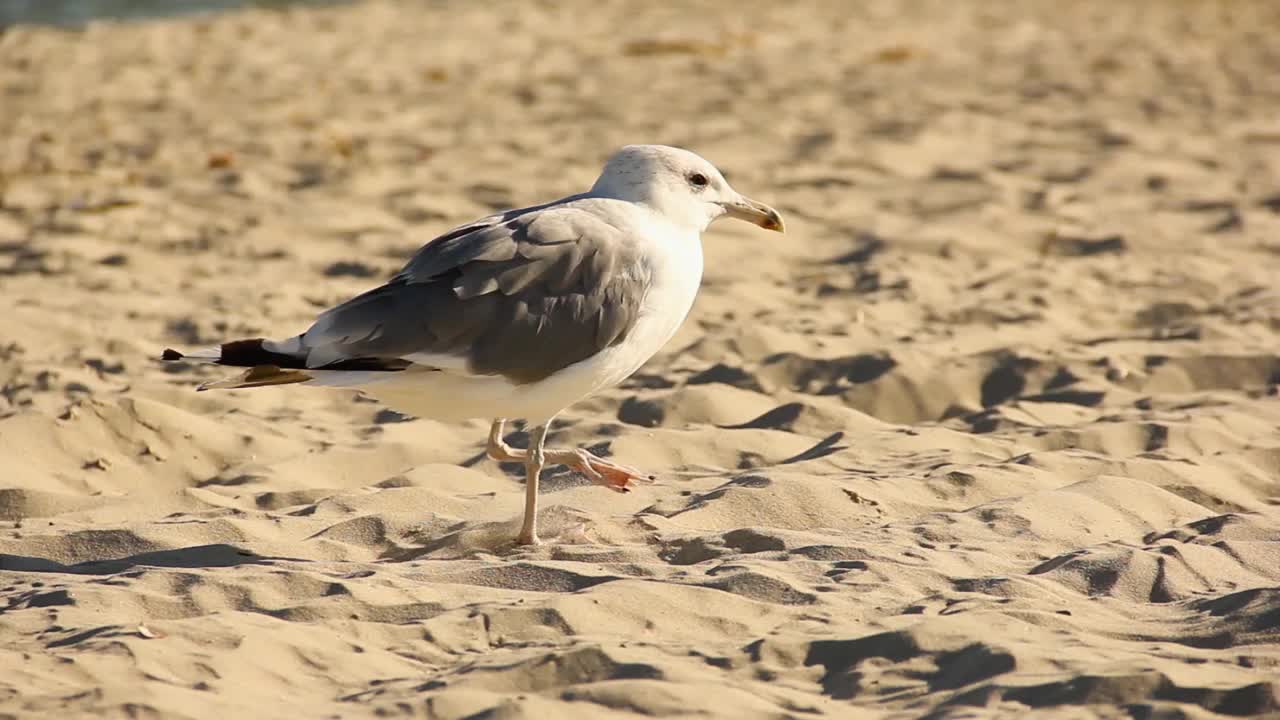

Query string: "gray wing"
[299, 205, 653, 384]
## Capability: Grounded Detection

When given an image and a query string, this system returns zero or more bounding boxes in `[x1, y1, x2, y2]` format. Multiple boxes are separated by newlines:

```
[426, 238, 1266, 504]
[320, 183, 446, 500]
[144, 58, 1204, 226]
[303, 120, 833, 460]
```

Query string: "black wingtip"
[161, 348, 184, 361]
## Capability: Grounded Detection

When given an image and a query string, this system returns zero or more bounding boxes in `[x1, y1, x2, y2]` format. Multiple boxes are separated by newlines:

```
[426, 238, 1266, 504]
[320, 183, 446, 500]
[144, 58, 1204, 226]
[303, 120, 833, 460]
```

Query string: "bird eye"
[688, 172, 709, 188]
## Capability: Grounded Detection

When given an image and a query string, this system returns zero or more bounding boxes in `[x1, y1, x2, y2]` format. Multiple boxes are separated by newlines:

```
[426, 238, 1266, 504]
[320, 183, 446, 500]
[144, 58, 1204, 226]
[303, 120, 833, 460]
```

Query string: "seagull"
[162, 145, 784, 545]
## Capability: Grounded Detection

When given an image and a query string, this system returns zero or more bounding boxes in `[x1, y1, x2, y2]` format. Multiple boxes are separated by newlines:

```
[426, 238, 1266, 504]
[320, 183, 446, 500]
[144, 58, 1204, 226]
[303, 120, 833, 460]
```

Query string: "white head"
[590, 145, 784, 234]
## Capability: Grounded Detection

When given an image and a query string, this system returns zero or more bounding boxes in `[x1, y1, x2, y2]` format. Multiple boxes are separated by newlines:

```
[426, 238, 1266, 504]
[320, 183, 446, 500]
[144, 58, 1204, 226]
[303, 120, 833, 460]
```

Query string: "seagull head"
[590, 145, 784, 234]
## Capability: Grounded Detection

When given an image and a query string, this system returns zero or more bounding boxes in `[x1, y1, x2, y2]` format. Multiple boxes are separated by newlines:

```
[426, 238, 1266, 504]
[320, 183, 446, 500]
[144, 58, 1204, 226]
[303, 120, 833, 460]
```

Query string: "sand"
[2, 0, 1279, 717]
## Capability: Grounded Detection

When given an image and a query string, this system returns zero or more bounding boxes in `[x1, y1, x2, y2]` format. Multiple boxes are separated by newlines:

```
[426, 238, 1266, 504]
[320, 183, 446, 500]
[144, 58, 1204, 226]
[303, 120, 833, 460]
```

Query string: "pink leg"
[487, 418, 651, 493]
[544, 448, 651, 493]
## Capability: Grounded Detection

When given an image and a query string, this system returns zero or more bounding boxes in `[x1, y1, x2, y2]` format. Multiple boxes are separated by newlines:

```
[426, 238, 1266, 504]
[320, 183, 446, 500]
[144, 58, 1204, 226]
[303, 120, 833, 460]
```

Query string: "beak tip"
[763, 211, 785, 233]
[724, 197, 785, 233]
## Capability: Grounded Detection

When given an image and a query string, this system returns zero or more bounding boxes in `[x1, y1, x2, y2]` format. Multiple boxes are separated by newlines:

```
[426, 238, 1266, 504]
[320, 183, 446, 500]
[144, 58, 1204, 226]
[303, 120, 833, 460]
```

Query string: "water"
[0, 0, 348, 28]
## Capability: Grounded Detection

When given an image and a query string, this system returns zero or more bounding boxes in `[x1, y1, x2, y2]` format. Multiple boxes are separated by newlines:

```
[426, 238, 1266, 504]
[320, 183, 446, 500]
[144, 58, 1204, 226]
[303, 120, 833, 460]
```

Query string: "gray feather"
[300, 203, 652, 384]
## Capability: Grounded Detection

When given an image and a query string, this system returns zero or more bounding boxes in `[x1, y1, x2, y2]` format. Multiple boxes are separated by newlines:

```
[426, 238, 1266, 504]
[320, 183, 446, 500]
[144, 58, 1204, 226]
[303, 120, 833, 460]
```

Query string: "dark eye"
[688, 172, 709, 188]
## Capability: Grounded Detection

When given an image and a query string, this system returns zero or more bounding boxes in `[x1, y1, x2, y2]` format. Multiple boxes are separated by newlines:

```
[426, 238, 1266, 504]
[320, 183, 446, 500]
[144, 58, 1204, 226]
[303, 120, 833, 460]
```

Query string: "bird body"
[363, 242, 701, 423]
[300, 198, 704, 423]
[164, 145, 784, 544]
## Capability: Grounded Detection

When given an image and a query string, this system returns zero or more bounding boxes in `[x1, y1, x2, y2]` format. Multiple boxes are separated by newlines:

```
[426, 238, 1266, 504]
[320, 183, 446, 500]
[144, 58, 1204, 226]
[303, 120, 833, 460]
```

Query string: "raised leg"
[517, 423, 550, 545]
[542, 447, 649, 492]
[487, 417, 652, 544]
[487, 418, 523, 462]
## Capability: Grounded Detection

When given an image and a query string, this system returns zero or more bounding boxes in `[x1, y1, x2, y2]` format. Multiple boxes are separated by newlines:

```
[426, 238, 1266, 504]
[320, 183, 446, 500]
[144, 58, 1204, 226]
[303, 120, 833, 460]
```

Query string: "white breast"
[584, 216, 705, 390]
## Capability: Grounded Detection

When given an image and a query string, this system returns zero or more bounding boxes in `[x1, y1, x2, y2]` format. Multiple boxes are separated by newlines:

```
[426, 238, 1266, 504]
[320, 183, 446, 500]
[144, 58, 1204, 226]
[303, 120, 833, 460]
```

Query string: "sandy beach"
[2, 0, 1279, 717]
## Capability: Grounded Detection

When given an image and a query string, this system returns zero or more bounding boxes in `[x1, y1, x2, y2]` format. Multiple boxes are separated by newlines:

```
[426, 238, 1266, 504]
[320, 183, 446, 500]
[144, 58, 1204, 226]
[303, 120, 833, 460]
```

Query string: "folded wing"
[297, 204, 653, 384]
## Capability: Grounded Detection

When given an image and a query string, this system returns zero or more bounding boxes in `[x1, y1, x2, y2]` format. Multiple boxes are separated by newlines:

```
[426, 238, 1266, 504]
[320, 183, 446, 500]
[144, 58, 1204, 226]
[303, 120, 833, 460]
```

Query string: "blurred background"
[0, 0, 344, 27]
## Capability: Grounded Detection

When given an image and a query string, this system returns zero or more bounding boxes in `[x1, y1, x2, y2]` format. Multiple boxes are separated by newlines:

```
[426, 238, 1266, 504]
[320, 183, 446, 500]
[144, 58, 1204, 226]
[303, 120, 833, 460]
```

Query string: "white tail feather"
[182, 346, 222, 362]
